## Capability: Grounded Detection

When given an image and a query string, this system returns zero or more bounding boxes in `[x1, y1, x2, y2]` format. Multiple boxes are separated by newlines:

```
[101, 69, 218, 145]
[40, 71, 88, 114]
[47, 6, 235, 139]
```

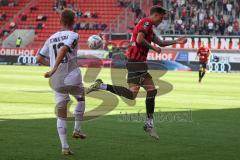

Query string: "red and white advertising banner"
[147, 52, 177, 61]
[0, 48, 38, 56]
[161, 37, 240, 50]
[188, 52, 240, 63]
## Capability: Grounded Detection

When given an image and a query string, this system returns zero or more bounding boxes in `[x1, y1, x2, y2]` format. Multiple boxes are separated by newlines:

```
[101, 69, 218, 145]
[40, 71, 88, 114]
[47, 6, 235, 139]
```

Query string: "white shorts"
[54, 69, 84, 104]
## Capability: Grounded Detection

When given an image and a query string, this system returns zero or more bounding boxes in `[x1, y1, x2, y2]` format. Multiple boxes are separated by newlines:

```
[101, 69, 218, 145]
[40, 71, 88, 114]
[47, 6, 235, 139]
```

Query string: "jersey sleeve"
[64, 32, 79, 52]
[38, 39, 49, 58]
[137, 20, 152, 35]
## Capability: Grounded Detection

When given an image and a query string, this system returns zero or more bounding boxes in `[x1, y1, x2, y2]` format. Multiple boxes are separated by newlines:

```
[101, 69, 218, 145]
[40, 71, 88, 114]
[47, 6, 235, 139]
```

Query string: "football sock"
[106, 84, 135, 100]
[201, 71, 206, 79]
[57, 118, 69, 149]
[146, 89, 157, 119]
[146, 117, 154, 127]
[199, 70, 202, 80]
[74, 101, 85, 132]
[100, 83, 107, 90]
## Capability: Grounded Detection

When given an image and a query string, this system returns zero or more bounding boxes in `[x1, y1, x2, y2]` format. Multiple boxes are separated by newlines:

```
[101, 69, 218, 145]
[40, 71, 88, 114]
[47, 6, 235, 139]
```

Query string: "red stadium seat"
[1, 0, 125, 49]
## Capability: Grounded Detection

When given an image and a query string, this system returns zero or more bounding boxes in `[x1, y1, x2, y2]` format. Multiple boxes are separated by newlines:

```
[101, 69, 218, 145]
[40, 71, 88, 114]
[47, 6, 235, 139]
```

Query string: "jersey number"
[53, 43, 68, 63]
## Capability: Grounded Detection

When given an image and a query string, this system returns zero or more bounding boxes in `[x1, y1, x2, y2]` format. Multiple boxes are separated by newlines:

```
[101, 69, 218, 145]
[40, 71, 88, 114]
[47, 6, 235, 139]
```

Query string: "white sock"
[74, 101, 85, 132]
[57, 118, 69, 149]
[146, 118, 154, 127]
[99, 83, 107, 90]
[74, 121, 81, 132]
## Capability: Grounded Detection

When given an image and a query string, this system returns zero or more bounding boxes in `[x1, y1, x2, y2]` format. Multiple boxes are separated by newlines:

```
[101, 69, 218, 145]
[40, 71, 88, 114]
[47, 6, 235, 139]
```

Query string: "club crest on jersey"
[143, 22, 150, 29]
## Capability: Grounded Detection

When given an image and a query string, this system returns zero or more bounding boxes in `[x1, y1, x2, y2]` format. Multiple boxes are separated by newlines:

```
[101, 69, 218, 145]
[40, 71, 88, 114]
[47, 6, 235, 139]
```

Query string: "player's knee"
[56, 100, 69, 118]
[147, 89, 157, 99]
[129, 92, 138, 100]
[56, 100, 68, 109]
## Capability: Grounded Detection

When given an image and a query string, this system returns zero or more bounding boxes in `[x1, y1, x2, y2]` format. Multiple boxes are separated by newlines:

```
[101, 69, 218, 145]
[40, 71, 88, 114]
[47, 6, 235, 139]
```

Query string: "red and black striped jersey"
[197, 47, 211, 63]
[126, 18, 154, 62]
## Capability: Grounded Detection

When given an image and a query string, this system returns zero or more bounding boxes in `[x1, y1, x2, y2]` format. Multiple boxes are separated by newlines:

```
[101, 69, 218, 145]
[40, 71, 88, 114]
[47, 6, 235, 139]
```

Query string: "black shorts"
[126, 61, 152, 85]
[199, 62, 207, 69]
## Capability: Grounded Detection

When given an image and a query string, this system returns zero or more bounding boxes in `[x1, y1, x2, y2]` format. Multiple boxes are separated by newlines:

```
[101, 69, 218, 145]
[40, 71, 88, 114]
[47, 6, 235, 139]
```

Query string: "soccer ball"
[87, 35, 102, 49]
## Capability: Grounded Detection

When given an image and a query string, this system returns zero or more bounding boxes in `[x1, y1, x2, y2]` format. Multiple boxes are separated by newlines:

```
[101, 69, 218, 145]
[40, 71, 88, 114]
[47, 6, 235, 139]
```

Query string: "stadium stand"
[0, 0, 31, 40]
[1, 0, 128, 49]
[153, 0, 240, 35]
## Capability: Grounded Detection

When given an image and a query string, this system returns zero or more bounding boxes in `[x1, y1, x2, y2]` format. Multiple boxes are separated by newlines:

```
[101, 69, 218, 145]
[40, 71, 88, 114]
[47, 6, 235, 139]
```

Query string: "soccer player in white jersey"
[37, 9, 86, 155]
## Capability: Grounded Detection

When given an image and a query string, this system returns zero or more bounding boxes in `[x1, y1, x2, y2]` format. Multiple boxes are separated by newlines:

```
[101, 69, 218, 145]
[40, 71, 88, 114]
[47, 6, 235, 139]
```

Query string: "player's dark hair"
[61, 8, 75, 27]
[150, 5, 168, 15]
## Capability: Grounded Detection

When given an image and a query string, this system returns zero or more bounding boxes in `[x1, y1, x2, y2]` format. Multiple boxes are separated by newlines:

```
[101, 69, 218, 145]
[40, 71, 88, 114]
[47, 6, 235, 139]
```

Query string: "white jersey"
[38, 30, 82, 89]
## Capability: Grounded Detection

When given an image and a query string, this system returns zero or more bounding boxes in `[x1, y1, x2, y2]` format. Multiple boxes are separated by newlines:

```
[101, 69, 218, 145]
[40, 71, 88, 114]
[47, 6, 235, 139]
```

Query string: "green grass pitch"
[0, 65, 240, 160]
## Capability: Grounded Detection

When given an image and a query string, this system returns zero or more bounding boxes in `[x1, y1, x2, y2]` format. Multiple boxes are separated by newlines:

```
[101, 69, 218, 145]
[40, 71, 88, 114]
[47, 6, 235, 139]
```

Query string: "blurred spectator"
[101, 24, 107, 30]
[36, 23, 44, 29]
[227, 24, 233, 35]
[233, 20, 239, 33]
[208, 20, 214, 34]
[118, 0, 129, 7]
[107, 41, 113, 59]
[30, 5, 37, 12]
[74, 22, 107, 31]
[2, 29, 9, 36]
[9, 22, 16, 29]
[218, 19, 226, 35]
[0, 0, 8, 6]
[85, 23, 89, 30]
[76, 10, 82, 18]
[80, 22, 86, 30]
[89, 23, 93, 30]
[36, 15, 47, 21]
[8, 1, 16, 7]
[16, 37, 22, 48]
[20, 13, 27, 21]
[73, 23, 81, 30]
[0, 13, 7, 21]
[53, 0, 66, 11]
[84, 11, 91, 18]
[226, 1, 233, 15]
[92, 12, 98, 18]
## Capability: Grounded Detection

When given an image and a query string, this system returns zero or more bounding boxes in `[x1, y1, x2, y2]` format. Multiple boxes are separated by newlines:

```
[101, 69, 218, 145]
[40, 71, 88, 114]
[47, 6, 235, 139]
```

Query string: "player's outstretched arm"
[44, 46, 69, 78]
[136, 32, 161, 53]
[153, 35, 187, 47]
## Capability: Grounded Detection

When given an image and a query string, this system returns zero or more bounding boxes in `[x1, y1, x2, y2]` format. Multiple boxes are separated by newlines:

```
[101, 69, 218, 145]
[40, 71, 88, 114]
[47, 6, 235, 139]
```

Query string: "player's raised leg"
[86, 79, 140, 100]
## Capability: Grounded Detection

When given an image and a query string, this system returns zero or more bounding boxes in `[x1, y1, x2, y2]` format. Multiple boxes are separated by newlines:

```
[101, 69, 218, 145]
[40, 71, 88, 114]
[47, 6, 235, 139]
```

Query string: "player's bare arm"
[36, 55, 50, 66]
[136, 32, 161, 53]
[153, 35, 187, 47]
[196, 50, 200, 60]
[44, 45, 69, 78]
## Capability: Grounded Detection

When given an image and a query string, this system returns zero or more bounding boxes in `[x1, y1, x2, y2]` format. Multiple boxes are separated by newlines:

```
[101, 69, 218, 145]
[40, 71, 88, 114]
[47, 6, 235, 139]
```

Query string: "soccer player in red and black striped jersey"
[197, 42, 211, 83]
[87, 6, 187, 139]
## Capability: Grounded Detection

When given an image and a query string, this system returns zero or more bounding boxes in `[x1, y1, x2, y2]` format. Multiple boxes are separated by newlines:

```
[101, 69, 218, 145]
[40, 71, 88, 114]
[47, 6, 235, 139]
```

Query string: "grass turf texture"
[0, 65, 240, 160]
